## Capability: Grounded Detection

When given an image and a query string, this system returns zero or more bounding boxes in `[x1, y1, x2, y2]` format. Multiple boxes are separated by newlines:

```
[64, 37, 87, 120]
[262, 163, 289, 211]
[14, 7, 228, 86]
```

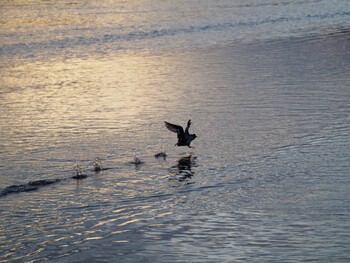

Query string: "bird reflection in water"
[169, 155, 197, 183]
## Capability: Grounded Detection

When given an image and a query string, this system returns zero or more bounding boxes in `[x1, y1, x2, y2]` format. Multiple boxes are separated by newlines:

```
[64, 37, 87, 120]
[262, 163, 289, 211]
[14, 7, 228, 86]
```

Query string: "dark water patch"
[71, 174, 88, 179]
[237, 0, 324, 9]
[0, 164, 115, 196]
[0, 163, 114, 197]
[0, 179, 62, 197]
[59, 202, 114, 212]
[168, 155, 197, 182]
[93, 167, 114, 172]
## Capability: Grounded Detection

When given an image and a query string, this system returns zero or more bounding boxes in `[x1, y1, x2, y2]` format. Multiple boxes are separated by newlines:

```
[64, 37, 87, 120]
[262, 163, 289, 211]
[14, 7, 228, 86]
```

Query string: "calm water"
[1, 1, 350, 262]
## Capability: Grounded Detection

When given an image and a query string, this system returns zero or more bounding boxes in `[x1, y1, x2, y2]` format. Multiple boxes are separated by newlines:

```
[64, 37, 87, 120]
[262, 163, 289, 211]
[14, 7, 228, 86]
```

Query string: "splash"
[92, 157, 103, 171]
[72, 163, 88, 179]
[132, 157, 143, 165]
[154, 151, 167, 159]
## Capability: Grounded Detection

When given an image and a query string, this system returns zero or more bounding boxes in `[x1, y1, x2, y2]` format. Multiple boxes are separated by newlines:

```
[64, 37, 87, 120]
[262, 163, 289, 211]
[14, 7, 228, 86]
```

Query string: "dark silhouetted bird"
[164, 119, 197, 147]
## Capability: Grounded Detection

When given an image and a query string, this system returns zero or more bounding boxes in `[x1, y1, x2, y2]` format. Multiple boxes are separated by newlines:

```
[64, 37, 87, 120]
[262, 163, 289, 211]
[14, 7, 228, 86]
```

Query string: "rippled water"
[1, 1, 350, 262]
[1, 0, 350, 61]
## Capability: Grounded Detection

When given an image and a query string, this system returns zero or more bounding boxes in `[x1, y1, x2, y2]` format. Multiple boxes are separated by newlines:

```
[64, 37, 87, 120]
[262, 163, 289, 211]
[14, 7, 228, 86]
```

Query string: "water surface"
[1, 1, 350, 262]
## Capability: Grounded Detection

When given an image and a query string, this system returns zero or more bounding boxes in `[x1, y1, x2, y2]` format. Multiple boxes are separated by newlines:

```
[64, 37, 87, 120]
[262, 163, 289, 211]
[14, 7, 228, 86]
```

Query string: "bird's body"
[164, 119, 197, 147]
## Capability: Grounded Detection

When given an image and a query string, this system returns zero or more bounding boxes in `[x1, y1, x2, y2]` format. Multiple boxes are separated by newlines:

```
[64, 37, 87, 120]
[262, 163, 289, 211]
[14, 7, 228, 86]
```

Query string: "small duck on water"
[164, 119, 197, 148]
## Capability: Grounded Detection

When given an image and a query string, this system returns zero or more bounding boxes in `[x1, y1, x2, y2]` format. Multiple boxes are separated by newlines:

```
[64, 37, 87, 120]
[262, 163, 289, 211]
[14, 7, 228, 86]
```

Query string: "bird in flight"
[164, 119, 197, 147]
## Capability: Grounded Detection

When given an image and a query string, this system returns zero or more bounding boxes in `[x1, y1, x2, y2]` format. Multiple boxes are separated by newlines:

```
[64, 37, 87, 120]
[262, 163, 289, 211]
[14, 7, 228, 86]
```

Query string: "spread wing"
[185, 119, 191, 134]
[164, 121, 184, 137]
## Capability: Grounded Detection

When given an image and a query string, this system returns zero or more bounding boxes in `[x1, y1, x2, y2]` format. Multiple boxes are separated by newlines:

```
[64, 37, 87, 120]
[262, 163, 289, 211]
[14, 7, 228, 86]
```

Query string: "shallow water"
[1, 1, 350, 262]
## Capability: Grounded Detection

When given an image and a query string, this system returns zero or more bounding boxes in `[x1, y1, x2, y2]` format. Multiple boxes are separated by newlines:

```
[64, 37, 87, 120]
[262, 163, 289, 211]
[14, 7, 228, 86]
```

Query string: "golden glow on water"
[0, 52, 183, 159]
[0, 1, 114, 31]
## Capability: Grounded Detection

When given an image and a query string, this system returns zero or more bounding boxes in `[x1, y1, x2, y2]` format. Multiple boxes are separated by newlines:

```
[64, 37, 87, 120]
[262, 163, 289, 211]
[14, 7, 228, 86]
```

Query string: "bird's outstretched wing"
[185, 119, 191, 134]
[164, 121, 184, 137]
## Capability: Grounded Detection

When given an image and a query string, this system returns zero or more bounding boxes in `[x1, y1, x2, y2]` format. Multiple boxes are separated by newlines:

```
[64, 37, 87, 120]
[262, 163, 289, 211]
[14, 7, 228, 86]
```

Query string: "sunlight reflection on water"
[1, 34, 350, 262]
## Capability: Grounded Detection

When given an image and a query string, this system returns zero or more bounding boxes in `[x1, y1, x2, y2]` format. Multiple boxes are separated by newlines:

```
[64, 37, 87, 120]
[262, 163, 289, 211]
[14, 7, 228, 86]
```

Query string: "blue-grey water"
[1, 1, 350, 262]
